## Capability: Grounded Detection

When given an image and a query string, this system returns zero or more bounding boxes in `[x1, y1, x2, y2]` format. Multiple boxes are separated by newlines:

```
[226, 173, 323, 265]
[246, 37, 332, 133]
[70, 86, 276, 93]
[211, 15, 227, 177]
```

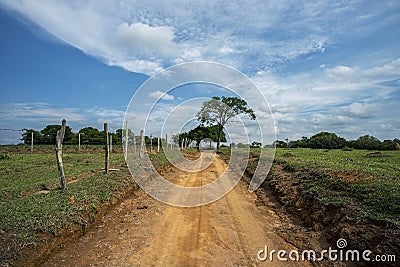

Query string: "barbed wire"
[0, 128, 24, 131]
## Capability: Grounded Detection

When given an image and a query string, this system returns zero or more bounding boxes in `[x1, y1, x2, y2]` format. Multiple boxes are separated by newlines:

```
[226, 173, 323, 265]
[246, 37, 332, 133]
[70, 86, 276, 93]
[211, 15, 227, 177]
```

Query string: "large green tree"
[196, 96, 255, 150]
[351, 135, 381, 150]
[41, 124, 75, 144]
[78, 127, 104, 145]
[187, 125, 226, 150]
[21, 129, 42, 144]
[307, 132, 347, 149]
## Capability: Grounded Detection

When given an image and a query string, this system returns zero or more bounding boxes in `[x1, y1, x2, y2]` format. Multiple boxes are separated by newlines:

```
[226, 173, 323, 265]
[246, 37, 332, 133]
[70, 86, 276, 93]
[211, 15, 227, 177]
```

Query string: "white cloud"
[252, 57, 400, 140]
[148, 90, 174, 100]
[0, 0, 370, 74]
[310, 113, 354, 126]
[327, 65, 359, 78]
[0, 0, 399, 142]
[0, 102, 85, 122]
[337, 102, 380, 119]
[85, 107, 125, 118]
[218, 46, 236, 54]
[364, 58, 400, 78]
[108, 59, 163, 74]
[116, 22, 178, 57]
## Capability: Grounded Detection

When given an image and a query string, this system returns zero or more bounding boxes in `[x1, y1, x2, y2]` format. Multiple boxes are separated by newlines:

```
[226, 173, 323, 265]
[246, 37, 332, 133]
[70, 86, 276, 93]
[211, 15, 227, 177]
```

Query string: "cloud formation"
[116, 22, 178, 57]
[148, 90, 174, 101]
[0, 0, 399, 142]
[0, 0, 377, 74]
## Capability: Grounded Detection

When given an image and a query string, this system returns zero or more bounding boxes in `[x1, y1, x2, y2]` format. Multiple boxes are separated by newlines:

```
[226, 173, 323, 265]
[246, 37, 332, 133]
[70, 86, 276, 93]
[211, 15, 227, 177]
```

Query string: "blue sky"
[0, 0, 399, 144]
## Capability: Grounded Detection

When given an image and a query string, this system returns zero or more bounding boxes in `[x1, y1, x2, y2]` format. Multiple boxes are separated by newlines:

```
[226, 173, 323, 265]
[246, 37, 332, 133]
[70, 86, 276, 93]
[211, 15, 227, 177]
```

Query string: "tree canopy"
[283, 132, 399, 150]
[21, 126, 122, 145]
[196, 96, 255, 149]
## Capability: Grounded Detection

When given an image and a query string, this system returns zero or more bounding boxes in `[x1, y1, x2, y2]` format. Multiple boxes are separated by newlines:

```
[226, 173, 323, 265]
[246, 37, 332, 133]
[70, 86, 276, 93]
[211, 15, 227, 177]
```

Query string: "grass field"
[1, 145, 399, 263]
[220, 147, 400, 256]
[274, 148, 400, 178]
[272, 148, 400, 225]
[0, 150, 130, 262]
[0, 145, 180, 264]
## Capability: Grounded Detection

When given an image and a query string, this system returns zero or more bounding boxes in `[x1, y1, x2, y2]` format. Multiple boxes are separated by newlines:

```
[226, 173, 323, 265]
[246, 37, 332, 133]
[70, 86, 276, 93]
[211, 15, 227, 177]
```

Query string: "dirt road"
[43, 152, 310, 266]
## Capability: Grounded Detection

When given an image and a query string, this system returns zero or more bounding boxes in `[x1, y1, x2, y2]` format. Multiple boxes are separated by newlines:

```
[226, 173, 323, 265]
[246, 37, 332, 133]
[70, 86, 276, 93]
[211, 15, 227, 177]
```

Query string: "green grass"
[0, 147, 182, 263]
[0, 151, 132, 262]
[220, 147, 400, 226]
[258, 148, 400, 226]
[0, 144, 106, 153]
[274, 148, 400, 177]
[0, 153, 121, 198]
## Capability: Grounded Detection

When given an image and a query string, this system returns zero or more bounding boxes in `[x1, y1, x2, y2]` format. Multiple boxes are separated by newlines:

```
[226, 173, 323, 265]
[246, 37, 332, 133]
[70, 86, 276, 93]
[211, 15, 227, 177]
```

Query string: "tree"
[21, 129, 42, 144]
[41, 125, 75, 144]
[352, 135, 381, 150]
[380, 139, 396, 150]
[273, 140, 287, 148]
[187, 125, 227, 150]
[177, 132, 190, 147]
[289, 136, 309, 148]
[196, 96, 255, 150]
[79, 127, 103, 145]
[307, 132, 347, 149]
[251, 141, 262, 148]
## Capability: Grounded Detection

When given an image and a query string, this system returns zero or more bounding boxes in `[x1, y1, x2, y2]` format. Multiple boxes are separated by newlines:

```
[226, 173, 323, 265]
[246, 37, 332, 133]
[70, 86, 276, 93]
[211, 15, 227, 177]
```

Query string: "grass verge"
[220, 147, 400, 261]
[0, 147, 181, 266]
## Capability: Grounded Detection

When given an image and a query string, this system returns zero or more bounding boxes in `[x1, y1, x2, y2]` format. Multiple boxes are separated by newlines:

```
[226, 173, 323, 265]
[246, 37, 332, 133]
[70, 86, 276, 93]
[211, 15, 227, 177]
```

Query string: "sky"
[0, 0, 399, 144]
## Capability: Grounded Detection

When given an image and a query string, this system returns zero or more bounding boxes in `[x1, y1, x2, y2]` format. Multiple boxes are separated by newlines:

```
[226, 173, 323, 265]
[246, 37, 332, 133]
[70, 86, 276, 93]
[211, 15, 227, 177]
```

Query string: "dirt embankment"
[12, 183, 137, 267]
[257, 163, 399, 266]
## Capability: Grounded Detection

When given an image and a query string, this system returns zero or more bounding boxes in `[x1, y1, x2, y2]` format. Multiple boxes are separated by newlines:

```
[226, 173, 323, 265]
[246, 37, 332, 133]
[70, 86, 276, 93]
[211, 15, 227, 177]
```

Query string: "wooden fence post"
[109, 134, 113, 153]
[150, 134, 152, 154]
[104, 123, 109, 174]
[133, 132, 136, 154]
[181, 136, 184, 150]
[165, 133, 168, 151]
[31, 132, 33, 153]
[124, 120, 128, 159]
[157, 134, 160, 152]
[56, 119, 67, 191]
[139, 130, 145, 158]
[170, 131, 173, 150]
[78, 133, 81, 152]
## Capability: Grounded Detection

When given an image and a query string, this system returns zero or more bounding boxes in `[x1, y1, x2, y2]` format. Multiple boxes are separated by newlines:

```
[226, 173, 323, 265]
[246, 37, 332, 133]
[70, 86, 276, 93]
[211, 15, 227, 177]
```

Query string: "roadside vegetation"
[0, 145, 180, 265]
[220, 146, 400, 260]
[272, 148, 400, 225]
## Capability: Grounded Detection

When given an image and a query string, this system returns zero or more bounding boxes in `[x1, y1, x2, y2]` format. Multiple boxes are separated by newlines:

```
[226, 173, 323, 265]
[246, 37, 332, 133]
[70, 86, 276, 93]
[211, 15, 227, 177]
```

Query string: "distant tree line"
[274, 132, 400, 150]
[21, 125, 124, 145]
[21, 126, 399, 151]
[20, 124, 226, 149]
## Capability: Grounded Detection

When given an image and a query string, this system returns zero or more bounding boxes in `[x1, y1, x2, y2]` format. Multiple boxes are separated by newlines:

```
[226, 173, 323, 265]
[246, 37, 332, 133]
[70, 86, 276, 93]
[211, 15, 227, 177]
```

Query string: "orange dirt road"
[43, 152, 310, 266]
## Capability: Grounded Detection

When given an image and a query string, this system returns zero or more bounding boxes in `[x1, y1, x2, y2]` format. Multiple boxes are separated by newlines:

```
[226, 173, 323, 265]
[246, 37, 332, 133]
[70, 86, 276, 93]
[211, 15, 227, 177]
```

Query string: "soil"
[39, 153, 316, 266]
[263, 164, 399, 267]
